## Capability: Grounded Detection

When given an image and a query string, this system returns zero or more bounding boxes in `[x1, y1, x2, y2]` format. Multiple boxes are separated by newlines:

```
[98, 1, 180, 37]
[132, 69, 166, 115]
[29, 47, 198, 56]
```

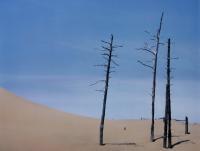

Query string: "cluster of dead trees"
[91, 12, 189, 149]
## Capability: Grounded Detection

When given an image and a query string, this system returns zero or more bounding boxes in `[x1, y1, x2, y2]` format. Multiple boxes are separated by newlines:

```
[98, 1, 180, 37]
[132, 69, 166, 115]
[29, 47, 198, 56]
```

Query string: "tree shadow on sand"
[172, 140, 190, 148]
[154, 135, 180, 142]
[106, 142, 136, 146]
[153, 136, 163, 142]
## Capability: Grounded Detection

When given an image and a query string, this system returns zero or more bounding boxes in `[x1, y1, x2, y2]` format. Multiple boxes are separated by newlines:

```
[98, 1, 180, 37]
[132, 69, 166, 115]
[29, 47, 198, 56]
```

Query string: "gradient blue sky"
[0, 0, 199, 122]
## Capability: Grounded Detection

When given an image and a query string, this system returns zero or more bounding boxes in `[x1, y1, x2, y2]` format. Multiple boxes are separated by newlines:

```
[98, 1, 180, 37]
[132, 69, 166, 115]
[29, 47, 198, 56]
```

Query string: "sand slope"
[0, 88, 199, 151]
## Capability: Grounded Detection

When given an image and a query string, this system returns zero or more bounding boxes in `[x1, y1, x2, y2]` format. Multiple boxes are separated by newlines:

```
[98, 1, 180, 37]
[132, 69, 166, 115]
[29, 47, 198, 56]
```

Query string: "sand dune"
[0, 88, 199, 151]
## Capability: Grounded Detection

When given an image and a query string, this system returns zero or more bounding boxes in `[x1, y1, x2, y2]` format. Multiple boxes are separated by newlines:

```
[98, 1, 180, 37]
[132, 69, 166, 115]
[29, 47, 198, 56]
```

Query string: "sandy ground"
[0, 88, 199, 151]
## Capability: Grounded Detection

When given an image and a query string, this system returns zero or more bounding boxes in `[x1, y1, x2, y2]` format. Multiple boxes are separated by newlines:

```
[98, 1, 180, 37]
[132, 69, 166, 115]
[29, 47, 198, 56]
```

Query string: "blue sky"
[0, 0, 199, 122]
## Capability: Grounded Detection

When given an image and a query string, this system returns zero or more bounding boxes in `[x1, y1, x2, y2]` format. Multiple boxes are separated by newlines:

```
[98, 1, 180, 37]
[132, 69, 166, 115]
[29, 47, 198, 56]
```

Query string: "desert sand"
[0, 88, 199, 151]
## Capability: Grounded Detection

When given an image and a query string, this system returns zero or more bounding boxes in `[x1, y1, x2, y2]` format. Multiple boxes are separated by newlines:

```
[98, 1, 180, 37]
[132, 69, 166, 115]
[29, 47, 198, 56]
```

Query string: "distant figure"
[123, 127, 126, 131]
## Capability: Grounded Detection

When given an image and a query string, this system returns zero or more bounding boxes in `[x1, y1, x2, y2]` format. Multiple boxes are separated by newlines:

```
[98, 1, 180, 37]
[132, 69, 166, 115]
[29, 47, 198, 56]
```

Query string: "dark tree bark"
[167, 38, 172, 148]
[99, 35, 113, 145]
[150, 12, 164, 142]
[168, 90, 172, 148]
[137, 13, 164, 142]
[91, 34, 121, 145]
[163, 38, 172, 148]
[185, 116, 189, 134]
[163, 84, 168, 148]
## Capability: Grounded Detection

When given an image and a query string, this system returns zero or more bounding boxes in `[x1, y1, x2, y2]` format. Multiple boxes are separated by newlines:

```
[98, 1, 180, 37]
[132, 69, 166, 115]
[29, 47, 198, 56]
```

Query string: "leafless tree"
[91, 34, 122, 145]
[185, 116, 189, 134]
[163, 38, 172, 148]
[137, 12, 164, 142]
[174, 116, 190, 135]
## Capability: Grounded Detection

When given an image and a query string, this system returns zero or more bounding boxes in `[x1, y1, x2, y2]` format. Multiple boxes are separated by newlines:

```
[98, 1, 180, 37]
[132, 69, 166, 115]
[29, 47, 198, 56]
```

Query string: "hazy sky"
[0, 0, 199, 122]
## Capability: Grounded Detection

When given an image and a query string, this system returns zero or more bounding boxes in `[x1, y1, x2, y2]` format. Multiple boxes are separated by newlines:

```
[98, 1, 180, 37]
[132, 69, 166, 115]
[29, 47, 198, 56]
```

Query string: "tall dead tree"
[91, 34, 121, 145]
[163, 38, 172, 148]
[137, 12, 164, 142]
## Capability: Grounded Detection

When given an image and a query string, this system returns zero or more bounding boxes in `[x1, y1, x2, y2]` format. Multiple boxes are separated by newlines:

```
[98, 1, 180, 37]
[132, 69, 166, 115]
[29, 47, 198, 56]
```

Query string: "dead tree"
[137, 12, 164, 142]
[163, 38, 172, 148]
[163, 84, 168, 148]
[174, 116, 190, 134]
[185, 116, 189, 134]
[91, 34, 121, 145]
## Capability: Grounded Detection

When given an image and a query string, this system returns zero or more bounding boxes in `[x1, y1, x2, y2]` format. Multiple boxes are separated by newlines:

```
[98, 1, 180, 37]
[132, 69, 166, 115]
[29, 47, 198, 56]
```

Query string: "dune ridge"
[0, 88, 199, 151]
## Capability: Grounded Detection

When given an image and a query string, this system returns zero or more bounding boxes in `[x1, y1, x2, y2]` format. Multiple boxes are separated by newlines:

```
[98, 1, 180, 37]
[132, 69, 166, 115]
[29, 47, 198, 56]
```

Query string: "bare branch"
[111, 59, 119, 66]
[89, 80, 105, 86]
[101, 46, 110, 51]
[94, 64, 107, 67]
[101, 53, 109, 57]
[95, 89, 104, 93]
[150, 38, 156, 41]
[144, 30, 158, 40]
[98, 49, 108, 52]
[111, 54, 118, 58]
[171, 57, 179, 60]
[137, 60, 153, 69]
[101, 40, 111, 45]
[113, 45, 123, 48]
[144, 30, 151, 35]
[137, 48, 156, 56]
[109, 70, 116, 73]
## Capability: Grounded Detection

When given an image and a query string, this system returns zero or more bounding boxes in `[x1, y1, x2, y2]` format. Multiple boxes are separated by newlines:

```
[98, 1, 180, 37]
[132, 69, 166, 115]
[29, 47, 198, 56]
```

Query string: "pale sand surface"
[0, 88, 199, 151]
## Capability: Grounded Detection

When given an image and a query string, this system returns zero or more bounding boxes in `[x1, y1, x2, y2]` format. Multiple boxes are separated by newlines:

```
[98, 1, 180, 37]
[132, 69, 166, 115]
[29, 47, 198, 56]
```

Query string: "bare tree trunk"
[167, 38, 172, 148]
[92, 34, 120, 145]
[167, 88, 172, 148]
[163, 38, 172, 148]
[163, 84, 168, 148]
[137, 12, 164, 142]
[99, 35, 115, 145]
[150, 12, 164, 142]
[185, 116, 189, 134]
[151, 66, 156, 141]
